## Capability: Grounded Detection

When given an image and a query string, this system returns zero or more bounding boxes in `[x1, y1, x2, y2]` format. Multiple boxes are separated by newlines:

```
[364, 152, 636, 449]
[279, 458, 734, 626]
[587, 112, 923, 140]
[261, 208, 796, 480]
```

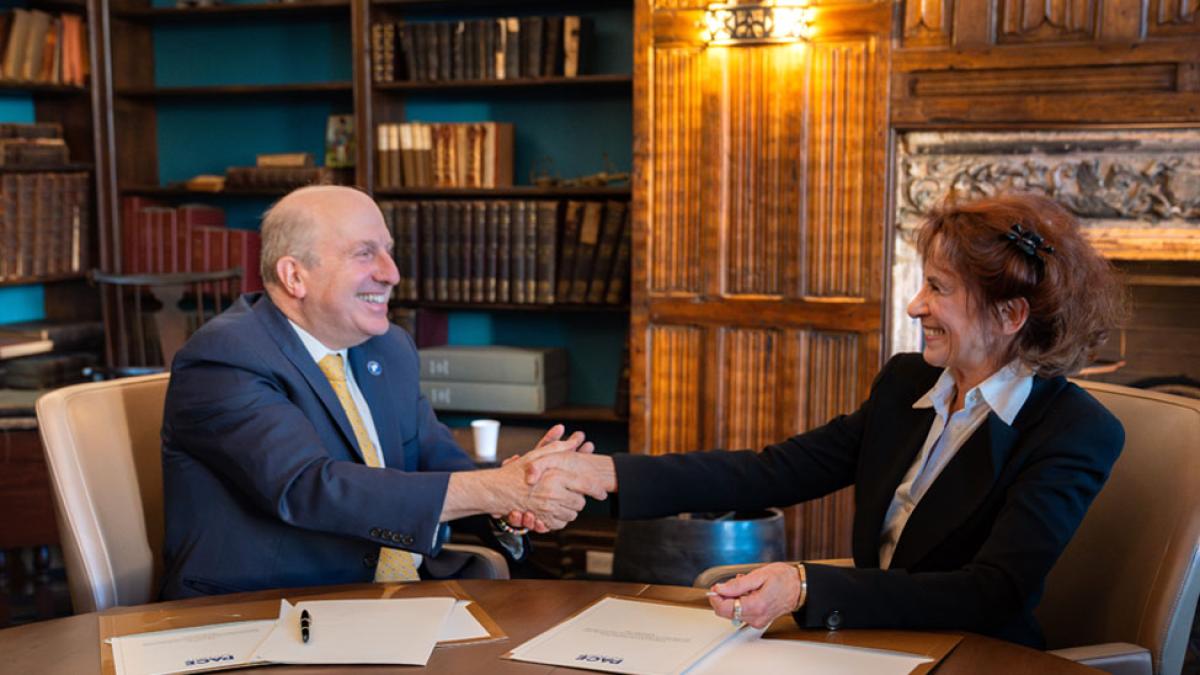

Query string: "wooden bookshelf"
[115, 82, 353, 98]
[113, 0, 350, 21]
[435, 404, 626, 424]
[375, 186, 631, 199]
[375, 74, 632, 93]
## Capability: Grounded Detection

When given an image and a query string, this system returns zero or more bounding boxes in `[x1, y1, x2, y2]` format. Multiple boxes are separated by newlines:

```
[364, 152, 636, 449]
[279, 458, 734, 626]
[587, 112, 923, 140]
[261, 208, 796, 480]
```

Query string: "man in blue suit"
[160, 186, 604, 599]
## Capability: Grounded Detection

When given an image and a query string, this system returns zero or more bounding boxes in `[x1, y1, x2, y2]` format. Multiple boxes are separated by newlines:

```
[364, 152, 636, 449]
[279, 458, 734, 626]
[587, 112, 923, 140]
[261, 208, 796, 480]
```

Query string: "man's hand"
[501, 424, 605, 532]
[707, 563, 803, 629]
[443, 425, 605, 530]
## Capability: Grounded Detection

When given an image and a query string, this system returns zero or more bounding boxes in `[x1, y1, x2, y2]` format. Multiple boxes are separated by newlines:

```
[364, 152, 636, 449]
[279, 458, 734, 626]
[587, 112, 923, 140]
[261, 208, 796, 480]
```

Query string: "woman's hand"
[708, 563, 804, 629]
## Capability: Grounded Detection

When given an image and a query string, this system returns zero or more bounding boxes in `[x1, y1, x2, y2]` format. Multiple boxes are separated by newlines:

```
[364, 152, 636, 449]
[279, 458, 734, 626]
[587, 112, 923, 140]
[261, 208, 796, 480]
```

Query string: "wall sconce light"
[703, 2, 812, 46]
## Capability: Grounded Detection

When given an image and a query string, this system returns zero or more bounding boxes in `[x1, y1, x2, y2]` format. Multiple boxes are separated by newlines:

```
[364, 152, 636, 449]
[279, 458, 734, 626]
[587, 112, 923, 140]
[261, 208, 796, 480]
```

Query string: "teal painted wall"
[0, 93, 44, 325]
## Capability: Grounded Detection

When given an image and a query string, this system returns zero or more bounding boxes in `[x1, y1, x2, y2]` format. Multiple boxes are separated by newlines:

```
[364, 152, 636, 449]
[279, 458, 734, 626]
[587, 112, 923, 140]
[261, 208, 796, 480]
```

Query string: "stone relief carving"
[896, 130, 1200, 229]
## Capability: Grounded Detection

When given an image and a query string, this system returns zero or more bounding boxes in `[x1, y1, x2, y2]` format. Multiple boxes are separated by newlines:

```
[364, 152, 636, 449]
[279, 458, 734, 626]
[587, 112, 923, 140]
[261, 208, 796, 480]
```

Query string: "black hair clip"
[1004, 223, 1055, 258]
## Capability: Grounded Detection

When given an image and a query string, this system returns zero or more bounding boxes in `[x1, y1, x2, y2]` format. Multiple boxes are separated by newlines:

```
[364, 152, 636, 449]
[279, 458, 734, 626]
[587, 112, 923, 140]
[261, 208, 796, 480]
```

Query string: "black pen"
[300, 609, 312, 644]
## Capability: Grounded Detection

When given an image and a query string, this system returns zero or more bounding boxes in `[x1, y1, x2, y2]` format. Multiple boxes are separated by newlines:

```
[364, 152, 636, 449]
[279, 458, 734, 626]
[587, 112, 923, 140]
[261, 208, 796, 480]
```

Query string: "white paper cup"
[471, 419, 501, 461]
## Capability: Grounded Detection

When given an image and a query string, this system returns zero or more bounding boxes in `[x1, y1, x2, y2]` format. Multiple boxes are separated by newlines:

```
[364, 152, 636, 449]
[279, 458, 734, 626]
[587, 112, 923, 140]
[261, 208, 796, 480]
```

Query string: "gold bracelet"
[793, 563, 808, 612]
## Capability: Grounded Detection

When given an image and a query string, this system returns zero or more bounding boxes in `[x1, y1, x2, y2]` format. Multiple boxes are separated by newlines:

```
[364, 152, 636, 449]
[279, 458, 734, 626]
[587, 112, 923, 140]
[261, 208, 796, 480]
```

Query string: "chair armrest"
[692, 558, 853, 588]
[441, 543, 510, 580]
[1047, 642, 1151, 675]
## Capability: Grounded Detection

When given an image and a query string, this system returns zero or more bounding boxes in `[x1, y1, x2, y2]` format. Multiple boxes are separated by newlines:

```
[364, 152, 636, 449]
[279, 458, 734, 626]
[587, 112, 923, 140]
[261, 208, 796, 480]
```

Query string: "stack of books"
[382, 199, 630, 306]
[0, 319, 103, 389]
[418, 346, 568, 414]
[371, 15, 592, 83]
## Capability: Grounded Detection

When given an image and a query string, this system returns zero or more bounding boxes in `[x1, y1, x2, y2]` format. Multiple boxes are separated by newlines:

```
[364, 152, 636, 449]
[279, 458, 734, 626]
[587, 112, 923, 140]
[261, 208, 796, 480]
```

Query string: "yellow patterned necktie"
[317, 353, 420, 582]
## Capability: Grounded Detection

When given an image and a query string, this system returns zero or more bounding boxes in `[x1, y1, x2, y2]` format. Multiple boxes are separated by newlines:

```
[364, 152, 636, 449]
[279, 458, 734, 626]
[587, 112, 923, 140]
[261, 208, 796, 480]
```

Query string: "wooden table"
[0, 579, 1097, 674]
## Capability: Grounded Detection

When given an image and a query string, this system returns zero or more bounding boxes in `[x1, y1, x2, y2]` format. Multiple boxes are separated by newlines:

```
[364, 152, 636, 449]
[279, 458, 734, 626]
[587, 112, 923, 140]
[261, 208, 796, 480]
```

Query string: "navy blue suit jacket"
[613, 353, 1124, 647]
[161, 293, 481, 599]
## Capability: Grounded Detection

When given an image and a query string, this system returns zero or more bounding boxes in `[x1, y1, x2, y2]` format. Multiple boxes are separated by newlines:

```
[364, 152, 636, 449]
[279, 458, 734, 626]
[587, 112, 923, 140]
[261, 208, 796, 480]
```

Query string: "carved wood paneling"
[806, 39, 872, 298]
[998, 0, 1096, 42]
[784, 331, 861, 559]
[717, 47, 805, 296]
[904, 64, 1175, 97]
[651, 47, 704, 293]
[718, 328, 782, 450]
[646, 324, 704, 456]
[904, 0, 953, 46]
[634, 0, 891, 561]
[1149, 0, 1200, 34]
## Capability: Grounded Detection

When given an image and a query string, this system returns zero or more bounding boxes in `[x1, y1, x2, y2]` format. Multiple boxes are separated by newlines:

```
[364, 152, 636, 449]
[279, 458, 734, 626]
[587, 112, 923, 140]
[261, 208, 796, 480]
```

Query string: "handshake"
[444, 424, 617, 533]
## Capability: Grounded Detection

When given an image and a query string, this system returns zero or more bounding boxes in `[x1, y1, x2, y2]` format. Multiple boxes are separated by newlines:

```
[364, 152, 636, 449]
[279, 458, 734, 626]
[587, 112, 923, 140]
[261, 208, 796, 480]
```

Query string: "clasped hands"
[494, 424, 616, 533]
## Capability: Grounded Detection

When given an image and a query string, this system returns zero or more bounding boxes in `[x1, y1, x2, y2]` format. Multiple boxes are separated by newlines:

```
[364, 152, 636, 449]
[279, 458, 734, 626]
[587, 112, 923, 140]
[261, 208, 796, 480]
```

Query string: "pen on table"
[300, 609, 312, 644]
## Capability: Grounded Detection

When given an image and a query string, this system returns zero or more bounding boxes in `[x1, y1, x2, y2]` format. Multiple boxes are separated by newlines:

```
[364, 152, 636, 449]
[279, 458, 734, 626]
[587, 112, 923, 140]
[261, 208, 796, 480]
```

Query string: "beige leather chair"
[693, 380, 1200, 675]
[37, 374, 508, 614]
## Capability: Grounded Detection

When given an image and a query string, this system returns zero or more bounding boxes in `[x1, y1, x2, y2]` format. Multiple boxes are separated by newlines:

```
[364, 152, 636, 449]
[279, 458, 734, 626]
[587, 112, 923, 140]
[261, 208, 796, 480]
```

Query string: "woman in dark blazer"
[521, 193, 1127, 648]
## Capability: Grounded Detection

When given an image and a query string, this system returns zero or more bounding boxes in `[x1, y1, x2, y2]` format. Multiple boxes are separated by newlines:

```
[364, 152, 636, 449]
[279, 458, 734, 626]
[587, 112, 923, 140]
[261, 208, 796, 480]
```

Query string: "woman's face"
[907, 253, 1003, 385]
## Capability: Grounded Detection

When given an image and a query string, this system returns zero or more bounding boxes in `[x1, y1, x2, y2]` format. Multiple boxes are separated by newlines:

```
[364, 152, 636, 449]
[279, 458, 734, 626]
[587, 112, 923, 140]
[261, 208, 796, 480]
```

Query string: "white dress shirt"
[878, 360, 1032, 569]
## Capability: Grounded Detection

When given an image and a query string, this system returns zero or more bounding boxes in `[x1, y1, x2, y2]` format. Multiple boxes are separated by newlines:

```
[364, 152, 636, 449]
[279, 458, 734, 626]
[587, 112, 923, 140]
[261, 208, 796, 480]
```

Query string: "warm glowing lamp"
[702, 2, 812, 46]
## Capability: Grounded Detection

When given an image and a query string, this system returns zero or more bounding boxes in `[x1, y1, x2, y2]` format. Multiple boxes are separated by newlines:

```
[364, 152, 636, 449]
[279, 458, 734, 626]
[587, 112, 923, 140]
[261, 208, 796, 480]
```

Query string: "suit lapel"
[853, 404, 936, 567]
[347, 345, 405, 469]
[253, 295, 367, 463]
[889, 411, 1020, 569]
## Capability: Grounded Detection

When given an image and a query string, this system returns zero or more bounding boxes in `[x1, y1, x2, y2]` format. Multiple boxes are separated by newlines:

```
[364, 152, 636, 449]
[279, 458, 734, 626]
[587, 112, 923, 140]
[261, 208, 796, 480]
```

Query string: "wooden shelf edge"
[0, 164, 93, 174]
[374, 74, 632, 92]
[121, 185, 345, 197]
[114, 0, 350, 20]
[434, 405, 627, 424]
[373, 0, 631, 10]
[375, 186, 631, 199]
[0, 272, 87, 287]
[115, 82, 353, 97]
[0, 81, 87, 94]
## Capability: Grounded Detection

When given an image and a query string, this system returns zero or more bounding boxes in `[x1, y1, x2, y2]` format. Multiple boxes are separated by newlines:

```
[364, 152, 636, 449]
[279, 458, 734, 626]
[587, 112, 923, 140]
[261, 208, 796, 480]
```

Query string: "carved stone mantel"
[890, 129, 1200, 354]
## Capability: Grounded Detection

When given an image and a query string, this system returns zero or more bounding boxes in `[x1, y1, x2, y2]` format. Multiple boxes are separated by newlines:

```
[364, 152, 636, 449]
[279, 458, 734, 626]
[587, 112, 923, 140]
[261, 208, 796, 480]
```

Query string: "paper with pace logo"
[504, 595, 746, 675]
[108, 619, 276, 675]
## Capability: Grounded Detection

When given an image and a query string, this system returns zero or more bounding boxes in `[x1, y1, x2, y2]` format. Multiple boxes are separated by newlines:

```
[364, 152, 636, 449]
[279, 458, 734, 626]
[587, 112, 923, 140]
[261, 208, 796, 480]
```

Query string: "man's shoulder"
[175, 293, 276, 363]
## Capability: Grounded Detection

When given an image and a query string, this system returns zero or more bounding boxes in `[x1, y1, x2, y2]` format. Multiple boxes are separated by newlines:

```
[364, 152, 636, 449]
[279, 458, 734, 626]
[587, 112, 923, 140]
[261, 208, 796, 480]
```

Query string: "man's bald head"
[259, 185, 377, 288]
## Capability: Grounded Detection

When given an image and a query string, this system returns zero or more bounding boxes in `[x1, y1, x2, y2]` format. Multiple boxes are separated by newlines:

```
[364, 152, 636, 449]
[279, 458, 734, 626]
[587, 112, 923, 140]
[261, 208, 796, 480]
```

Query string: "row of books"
[380, 199, 630, 306]
[0, 9, 89, 86]
[120, 198, 264, 294]
[376, 122, 513, 190]
[0, 172, 89, 282]
[371, 16, 592, 83]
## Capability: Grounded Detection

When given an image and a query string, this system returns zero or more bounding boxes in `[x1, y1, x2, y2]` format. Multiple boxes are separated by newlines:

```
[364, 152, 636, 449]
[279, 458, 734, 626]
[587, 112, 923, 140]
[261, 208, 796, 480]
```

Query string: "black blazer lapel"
[889, 412, 1020, 569]
[252, 295, 367, 463]
[347, 344, 406, 469]
[853, 405, 936, 567]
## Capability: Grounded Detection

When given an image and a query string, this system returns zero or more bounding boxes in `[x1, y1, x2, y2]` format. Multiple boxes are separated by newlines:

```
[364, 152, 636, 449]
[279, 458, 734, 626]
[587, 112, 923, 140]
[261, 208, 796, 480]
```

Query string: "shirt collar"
[288, 319, 348, 365]
[912, 359, 1032, 426]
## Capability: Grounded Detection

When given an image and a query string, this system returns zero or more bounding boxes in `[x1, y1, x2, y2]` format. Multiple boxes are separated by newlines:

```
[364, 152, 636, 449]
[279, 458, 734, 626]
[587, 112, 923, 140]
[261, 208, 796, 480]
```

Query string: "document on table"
[253, 597, 456, 665]
[505, 595, 747, 675]
[109, 619, 276, 675]
[687, 627, 935, 675]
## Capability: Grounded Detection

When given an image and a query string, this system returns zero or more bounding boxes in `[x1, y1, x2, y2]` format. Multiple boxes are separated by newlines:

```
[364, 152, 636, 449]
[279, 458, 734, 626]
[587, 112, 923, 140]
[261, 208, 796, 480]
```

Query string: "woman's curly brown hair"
[916, 192, 1127, 377]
